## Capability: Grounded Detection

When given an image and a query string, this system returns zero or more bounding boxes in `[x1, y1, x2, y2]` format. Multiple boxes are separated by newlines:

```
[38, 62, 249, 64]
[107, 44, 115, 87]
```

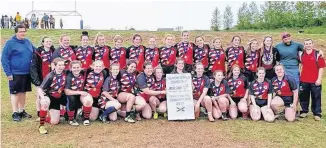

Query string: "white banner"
[166, 73, 194, 120]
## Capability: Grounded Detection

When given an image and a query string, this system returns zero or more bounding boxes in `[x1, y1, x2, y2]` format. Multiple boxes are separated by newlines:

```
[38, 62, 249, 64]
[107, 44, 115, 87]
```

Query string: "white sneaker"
[83, 120, 90, 126]
[69, 120, 79, 126]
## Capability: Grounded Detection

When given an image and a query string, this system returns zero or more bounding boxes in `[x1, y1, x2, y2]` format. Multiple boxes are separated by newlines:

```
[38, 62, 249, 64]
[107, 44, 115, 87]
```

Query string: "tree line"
[211, 1, 326, 31]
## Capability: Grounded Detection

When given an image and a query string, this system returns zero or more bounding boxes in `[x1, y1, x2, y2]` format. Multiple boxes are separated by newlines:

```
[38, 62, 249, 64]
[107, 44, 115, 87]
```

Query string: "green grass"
[1, 29, 326, 148]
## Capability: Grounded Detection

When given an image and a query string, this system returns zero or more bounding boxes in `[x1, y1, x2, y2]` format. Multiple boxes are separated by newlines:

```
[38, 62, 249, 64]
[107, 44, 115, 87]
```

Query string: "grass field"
[1, 29, 326, 148]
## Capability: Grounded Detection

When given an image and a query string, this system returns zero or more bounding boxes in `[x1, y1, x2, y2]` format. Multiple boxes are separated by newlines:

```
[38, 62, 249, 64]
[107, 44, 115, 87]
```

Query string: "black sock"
[126, 112, 130, 117]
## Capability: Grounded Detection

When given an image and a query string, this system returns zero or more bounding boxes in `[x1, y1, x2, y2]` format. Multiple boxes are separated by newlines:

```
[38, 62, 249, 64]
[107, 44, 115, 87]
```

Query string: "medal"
[218, 61, 220, 64]
[83, 61, 86, 64]
[167, 61, 169, 64]
[48, 64, 51, 67]
[93, 88, 96, 91]
[197, 92, 201, 96]
[279, 91, 282, 95]
[58, 89, 62, 93]
[235, 61, 238, 64]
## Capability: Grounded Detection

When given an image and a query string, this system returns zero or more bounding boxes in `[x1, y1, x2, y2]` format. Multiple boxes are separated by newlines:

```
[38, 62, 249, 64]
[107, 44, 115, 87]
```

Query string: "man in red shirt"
[299, 39, 325, 121]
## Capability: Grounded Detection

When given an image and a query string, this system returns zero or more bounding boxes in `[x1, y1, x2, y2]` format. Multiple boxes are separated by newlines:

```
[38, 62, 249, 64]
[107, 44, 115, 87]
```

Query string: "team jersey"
[226, 46, 246, 69]
[209, 80, 230, 97]
[176, 42, 194, 65]
[271, 76, 297, 97]
[192, 75, 210, 99]
[227, 75, 248, 98]
[193, 44, 210, 68]
[74, 46, 93, 69]
[160, 46, 177, 67]
[127, 45, 146, 72]
[110, 47, 127, 70]
[249, 79, 272, 100]
[65, 71, 86, 91]
[84, 70, 105, 98]
[145, 47, 160, 68]
[52, 45, 77, 70]
[209, 48, 226, 73]
[40, 71, 67, 99]
[93, 45, 111, 69]
[118, 70, 137, 93]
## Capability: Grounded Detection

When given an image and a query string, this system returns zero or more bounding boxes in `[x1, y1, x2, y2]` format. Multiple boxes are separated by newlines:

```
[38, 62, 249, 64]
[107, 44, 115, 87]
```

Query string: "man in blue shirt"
[2, 25, 35, 121]
[42, 13, 49, 29]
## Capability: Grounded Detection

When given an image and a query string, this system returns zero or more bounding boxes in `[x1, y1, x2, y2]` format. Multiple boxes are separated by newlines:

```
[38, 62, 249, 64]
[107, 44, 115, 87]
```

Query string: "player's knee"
[204, 96, 212, 103]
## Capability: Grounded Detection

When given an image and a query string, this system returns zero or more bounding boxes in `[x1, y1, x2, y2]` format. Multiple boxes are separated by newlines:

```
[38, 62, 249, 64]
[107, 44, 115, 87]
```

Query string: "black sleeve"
[30, 51, 42, 86]
[287, 77, 297, 90]
[92, 46, 96, 60]
[51, 49, 60, 62]
[40, 73, 53, 90]
[274, 47, 280, 62]
[298, 43, 304, 52]
[243, 76, 248, 89]
[268, 80, 273, 94]
[102, 77, 111, 91]
[224, 80, 231, 94]
[204, 76, 210, 88]
[249, 81, 254, 95]
[225, 47, 229, 59]
[126, 46, 131, 59]
[65, 73, 73, 89]
[106, 45, 111, 62]
[136, 74, 148, 89]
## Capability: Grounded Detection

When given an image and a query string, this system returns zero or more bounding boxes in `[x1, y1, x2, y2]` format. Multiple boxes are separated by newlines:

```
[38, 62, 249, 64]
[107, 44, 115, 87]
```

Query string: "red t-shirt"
[300, 50, 326, 83]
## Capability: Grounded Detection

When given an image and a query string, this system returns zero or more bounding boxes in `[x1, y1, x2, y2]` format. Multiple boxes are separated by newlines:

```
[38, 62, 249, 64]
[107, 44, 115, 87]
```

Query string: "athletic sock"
[67, 110, 75, 121]
[83, 106, 92, 120]
[103, 106, 117, 117]
[126, 111, 130, 117]
[39, 110, 47, 126]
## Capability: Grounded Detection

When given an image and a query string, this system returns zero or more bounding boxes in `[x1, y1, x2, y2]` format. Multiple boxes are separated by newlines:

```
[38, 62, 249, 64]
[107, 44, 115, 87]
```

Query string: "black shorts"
[279, 96, 293, 107]
[255, 99, 267, 108]
[159, 98, 166, 103]
[231, 97, 242, 105]
[47, 95, 67, 110]
[265, 68, 276, 80]
[93, 97, 100, 108]
[66, 95, 82, 109]
[9, 74, 32, 94]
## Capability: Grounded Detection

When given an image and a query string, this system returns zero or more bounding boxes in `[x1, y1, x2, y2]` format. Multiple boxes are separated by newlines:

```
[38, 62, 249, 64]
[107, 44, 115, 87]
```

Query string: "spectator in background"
[30, 14, 36, 29]
[10, 16, 14, 29]
[4, 15, 10, 28]
[50, 15, 55, 29]
[15, 12, 21, 24]
[1, 16, 4, 29]
[36, 18, 39, 29]
[60, 18, 63, 29]
[42, 13, 49, 29]
[24, 18, 30, 29]
[41, 19, 44, 29]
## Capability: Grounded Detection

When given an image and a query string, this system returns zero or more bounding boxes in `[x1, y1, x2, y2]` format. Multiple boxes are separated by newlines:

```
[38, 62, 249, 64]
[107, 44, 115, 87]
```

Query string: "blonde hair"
[113, 35, 123, 43]
[213, 70, 224, 77]
[52, 57, 65, 66]
[211, 37, 222, 49]
[247, 38, 258, 55]
[94, 32, 105, 46]
[164, 34, 175, 41]
[59, 34, 69, 44]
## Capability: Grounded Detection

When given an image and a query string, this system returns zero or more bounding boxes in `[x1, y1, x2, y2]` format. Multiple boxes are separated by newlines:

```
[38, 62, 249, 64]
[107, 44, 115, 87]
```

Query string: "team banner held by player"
[166, 73, 194, 120]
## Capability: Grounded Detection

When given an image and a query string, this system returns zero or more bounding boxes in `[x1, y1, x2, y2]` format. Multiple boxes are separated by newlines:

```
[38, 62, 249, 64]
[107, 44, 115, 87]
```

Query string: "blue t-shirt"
[43, 15, 49, 21]
[275, 41, 303, 69]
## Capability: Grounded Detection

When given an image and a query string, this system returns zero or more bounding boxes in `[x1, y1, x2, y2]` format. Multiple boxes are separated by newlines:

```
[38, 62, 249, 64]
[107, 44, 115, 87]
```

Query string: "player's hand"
[80, 91, 88, 97]
[8, 75, 13, 81]
[315, 79, 322, 86]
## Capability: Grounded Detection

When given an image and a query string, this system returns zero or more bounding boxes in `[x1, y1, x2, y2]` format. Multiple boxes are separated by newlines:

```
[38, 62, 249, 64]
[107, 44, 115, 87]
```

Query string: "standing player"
[93, 32, 111, 70]
[176, 30, 195, 72]
[160, 34, 177, 74]
[74, 31, 93, 69]
[30, 36, 55, 121]
[244, 39, 260, 82]
[226, 36, 246, 76]
[64, 60, 93, 126]
[193, 36, 210, 74]
[127, 34, 146, 73]
[38, 58, 67, 134]
[209, 37, 227, 78]
[298, 39, 325, 121]
[110, 35, 127, 70]
[145, 36, 160, 68]
[259, 36, 279, 80]
[52, 34, 77, 70]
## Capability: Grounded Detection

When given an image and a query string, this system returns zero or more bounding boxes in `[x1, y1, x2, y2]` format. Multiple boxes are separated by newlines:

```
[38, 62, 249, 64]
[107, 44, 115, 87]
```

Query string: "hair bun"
[82, 31, 88, 36]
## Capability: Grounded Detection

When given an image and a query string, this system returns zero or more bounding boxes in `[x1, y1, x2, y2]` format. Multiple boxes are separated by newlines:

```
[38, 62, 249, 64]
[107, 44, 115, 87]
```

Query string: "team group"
[2, 25, 324, 134]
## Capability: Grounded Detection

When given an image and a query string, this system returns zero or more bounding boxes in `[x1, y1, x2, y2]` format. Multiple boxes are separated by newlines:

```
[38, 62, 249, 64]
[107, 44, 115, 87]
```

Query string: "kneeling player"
[227, 65, 249, 119]
[150, 66, 167, 119]
[84, 60, 106, 123]
[271, 64, 298, 122]
[210, 70, 234, 121]
[64, 60, 93, 126]
[249, 67, 274, 122]
[38, 58, 67, 134]
[192, 62, 214, 121]
[135, 62, 166, 120]
[99, 63, 122, 123]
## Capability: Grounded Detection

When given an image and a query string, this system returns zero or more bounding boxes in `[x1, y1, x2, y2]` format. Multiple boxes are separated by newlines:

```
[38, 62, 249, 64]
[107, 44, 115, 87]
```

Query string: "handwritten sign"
[166, 73, 194, 120]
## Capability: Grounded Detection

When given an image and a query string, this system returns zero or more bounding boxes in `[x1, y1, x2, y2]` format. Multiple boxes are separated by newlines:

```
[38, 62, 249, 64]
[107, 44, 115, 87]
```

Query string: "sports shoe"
[12, 112, 21, 122]
[100, 115, 109, 124]
[153, 112, 158, 120]
[39, 126, 48, 134]
[69, 120, 79, 126]
[163, 113, 167, 118]
[83, 119, 90, 126]
[299, 113, 308, 118]
[124, 115, 136, 123]
[314, 116, 321, 121]
[20, 110, 32, 118]
[221, 113, 228, 121]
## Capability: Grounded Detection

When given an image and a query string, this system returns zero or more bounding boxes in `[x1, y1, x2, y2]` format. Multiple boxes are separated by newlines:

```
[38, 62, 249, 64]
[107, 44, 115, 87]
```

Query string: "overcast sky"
[1, 0, 265, 30]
